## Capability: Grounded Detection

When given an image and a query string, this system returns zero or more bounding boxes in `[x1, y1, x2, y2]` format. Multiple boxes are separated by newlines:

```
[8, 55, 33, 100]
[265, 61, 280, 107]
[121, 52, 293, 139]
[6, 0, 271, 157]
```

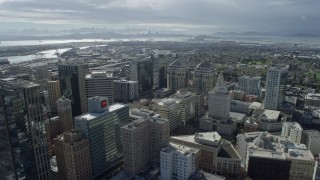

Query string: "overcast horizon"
[1, 0, 320, 35]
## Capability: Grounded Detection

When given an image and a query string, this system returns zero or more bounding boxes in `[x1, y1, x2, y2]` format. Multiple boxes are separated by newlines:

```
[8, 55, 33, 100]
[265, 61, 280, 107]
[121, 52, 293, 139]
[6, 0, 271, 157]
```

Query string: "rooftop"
[283, 122, 303, 130]
[75, 104, 126, 121]
[249, 102, 262, 109]
[162, 142, 199, 156]
[171, 132, 221, 147]
[122, 116, 168, 130]
[85, 71, 113, 79]
[303, 130, 320, 138]
[249, 149, 286, 159]
[0, 77, 35, 89]
[286, 148, 315, 160]
[195, 61, 213, 70]
[229, 112, 246, 122]
[262, 109, 281, 120]
[157, 98, 181, 106]
[171, 90, 194, 99]
[306, 93, 320, 100]
[169, 58, 183, 67]
[155, 88, 171, 93]
[242, 132, 315, 161]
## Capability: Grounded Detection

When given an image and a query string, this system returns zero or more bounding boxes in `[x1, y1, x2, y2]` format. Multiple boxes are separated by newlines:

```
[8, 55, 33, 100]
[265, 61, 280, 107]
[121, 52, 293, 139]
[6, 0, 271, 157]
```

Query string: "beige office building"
[208, 73, 231, 120]
[54, 131, 92, 180]
[85, 71, 114, 105]
[57, 96, 73, 132]
[40, 80, 61, 113]
[121, 117, 169, 175]
[153, 98, 182, 132]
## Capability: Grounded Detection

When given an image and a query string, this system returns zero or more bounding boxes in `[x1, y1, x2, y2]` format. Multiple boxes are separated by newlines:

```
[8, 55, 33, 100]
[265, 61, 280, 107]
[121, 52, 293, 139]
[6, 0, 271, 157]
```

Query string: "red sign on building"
[101, 100, 107, 108]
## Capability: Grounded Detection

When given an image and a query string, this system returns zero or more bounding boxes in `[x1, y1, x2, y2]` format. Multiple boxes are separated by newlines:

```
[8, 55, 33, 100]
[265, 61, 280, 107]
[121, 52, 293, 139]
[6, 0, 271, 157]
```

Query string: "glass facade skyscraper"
[0, 78, 50, 180]
[74, 97, 129, 178]
[58, 63, 88, 116]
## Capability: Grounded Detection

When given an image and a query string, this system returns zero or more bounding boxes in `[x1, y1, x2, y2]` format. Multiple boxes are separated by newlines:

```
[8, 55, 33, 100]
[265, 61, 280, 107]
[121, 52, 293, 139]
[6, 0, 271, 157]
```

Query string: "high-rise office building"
[35, 66, 50, 81]
[235, 76, 261, 97]
[54, 130, 92, 180]
[264, 65, 289, 110]
[0, 78, 50, 180]
[194, 61, 215, 94]
[194, 92, 205, 118]
[121, 116, 169, 175]
[129, 58, 154, 96]
[74, 96, 129, 178]
[114, 79, 139, 103]
[58, 63, 88, 116]
[208, 73, 231, 120]
[153, 98, 182, 132]
[40, 80, 61, 114]
[167, 59, 188, 92]
[151, 50, 176, 89]
[46, 116, 61, 156]
[85, 71, 114, 105]
[57, 96, 73, 132]
[170, 90, 196, 124]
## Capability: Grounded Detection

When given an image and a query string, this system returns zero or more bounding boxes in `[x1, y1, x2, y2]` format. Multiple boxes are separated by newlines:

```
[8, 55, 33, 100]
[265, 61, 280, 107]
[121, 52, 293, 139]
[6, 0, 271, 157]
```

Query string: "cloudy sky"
[0, 0, 319, 34]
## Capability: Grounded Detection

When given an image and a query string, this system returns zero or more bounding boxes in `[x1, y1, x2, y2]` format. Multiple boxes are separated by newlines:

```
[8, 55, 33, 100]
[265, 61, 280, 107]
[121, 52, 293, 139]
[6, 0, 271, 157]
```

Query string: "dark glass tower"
[0, 78, 50, 180]
[58, 63, 88, 116]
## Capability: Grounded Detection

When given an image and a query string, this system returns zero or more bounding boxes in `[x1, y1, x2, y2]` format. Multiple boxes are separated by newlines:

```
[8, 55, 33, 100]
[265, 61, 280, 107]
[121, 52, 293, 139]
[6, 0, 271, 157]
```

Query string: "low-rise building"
[199, 112, 245, 136]
[170, 132, 243, 178]
[243, 118, 259, 132]
[305, 93, 320, 107]
[236, 132, 317, 180]
[230, 100, 251, 115]
[160, 143, 199, 180]
[252, 109, 286, 132]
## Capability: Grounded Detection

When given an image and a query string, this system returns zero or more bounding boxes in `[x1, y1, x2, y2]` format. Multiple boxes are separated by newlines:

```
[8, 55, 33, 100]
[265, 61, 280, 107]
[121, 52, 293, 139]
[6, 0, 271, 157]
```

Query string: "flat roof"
[262, 109, 280, 120]
[249, 149, 286, 160]
[157, 98, 181, 106]
[75, 104, 126, 121]
[171, 132, 221, 147]
[162, 142, 199, 156]
[155, 88, 171, 93]
[306, 93, 320, 100]
[249, 102, 262, 109]
[286, 148, 315, 160]
[230, 112, 246, 122]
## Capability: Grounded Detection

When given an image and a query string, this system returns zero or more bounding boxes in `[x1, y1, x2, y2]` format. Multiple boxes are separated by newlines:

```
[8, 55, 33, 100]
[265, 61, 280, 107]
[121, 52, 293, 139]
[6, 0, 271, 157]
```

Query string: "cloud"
[0, 0, 320, 33]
